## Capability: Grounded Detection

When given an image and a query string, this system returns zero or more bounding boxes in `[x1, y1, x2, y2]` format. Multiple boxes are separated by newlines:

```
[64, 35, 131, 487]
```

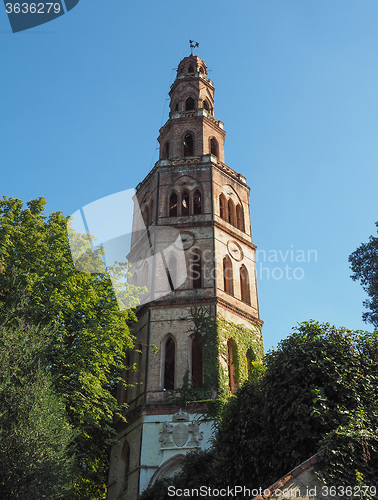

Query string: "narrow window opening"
[185, 97, 195, 111]
[210, 138, 218, 157]
[175, 103, 179, 111]
[223, 256, 233, 295]
[183, 134, 194, 156]
[228, 199, 235, 225]
[169, 192, 178, 217]
[203, 100, 210, 111]
[188, 65, 194, 73]
[236, 204, 244, 231]
[219, 194, 226, 220]
[240, 265, 250, 305]
[193, 190, 201, 215]
[191, 336, 203, 388]
[192, 251, 202, 289]
[164, 337, 175, 390]
[164, 141, 170, 160]
[181, 191, 190, 216]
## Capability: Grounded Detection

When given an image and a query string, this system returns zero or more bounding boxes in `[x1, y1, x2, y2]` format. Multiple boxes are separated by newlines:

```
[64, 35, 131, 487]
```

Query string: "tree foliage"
[140, 321, 378, 499]
[349, 221, 378, 330]
[0, 196, 137, 498]
[0, 320, 74, 499]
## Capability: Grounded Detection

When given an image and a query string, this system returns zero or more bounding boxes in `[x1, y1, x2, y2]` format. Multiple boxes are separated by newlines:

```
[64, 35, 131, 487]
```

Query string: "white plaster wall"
[139, 413, 214, 495]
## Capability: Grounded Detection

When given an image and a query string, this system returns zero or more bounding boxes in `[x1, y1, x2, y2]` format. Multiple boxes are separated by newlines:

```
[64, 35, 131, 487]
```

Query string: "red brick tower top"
[158, 54, 226, 163]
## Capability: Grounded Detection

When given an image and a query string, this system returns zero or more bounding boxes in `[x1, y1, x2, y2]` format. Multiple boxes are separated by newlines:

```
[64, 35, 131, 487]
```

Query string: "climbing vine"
[172, 306, 264, 411]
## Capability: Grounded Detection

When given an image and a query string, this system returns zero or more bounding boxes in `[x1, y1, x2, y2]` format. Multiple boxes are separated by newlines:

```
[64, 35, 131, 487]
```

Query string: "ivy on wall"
[173, 306, 264, 410]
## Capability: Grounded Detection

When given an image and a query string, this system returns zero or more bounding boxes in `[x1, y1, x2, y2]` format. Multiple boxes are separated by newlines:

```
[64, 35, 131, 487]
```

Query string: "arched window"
[223, 256, 233, 295]
[193, 190, 201, 215]
[219, 194, 227, 220]
[236, 204, 244, 231]
[164, 141, 170, 160]
[228, 199, 235, 225]
[191, 336, 203, 388]
[240, 265, 250, 305]
[188, 65, 194, 74]
[169, 192, 178, 217]
[183, 134, 194, 156]
[199, 66, 205, 74]
[164, 337, 175, 390]
[191, 251, 202, 289]
[203, 100, 210, 111]
[168, 255, 177, 290]
[210, 138, 218, 157]
[185, 97, 195, 111]
[227, 338, 238, 393]
[181, 191, 190, 216]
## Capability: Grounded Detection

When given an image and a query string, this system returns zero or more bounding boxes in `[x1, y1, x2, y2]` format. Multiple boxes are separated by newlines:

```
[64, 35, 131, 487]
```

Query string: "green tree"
[349, 221, 378, 330]
[0, 319, 74, 499]
[0, 196, 138, 498]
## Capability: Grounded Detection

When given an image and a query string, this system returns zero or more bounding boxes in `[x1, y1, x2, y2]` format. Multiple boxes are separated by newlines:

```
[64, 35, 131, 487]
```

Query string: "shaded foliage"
[349, 221, 378, 330]
[0, 320, 74, 499]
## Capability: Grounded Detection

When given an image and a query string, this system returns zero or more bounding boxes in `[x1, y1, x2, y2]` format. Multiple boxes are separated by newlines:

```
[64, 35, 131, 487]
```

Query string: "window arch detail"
[193, 190, 201, 215]
[169, 192, 178, 217]
[163, 141, 170, 160]
[183, 133, 194, 156]
[210, 137, 218, 157]
[181, 191, 190, 216]
[185, 97, 195, 111]
[219, 194, 227, 220]
[223, 256, 233, 295]
[163, 336, 175, 390]
[219, 191, 245, 232]
[236, 204, 244, 231]
[240, 265, 250, 305]
[228, 200, 235, 226]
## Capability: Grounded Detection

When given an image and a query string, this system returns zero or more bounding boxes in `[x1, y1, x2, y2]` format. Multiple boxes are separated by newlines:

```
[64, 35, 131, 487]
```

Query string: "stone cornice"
[136, 156, 249, 193]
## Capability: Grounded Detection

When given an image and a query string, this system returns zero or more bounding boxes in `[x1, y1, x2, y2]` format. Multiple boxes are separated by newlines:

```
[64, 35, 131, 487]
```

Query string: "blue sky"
[1, 1, 377, 351]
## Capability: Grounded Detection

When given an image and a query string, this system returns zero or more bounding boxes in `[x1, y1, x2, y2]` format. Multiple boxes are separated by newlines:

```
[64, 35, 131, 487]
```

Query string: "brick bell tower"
[107, 52, 263, 500]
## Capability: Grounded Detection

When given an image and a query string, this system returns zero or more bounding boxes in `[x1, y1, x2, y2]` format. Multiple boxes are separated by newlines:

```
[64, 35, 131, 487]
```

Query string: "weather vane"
[189, 40, 199, 55]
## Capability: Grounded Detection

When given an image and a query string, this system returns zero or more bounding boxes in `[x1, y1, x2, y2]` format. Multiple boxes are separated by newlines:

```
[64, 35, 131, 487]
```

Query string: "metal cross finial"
[189, 40, 199, 55]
